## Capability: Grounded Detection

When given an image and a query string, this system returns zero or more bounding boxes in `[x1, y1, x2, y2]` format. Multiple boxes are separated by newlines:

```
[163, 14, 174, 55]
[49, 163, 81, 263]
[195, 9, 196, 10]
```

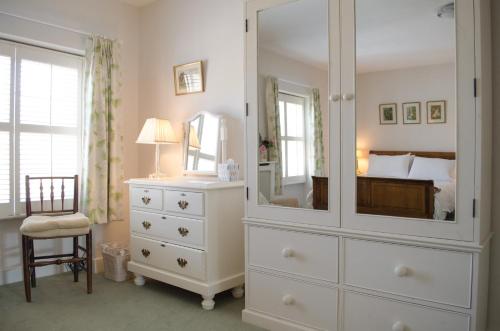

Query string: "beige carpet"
[0, 272, 264, 331]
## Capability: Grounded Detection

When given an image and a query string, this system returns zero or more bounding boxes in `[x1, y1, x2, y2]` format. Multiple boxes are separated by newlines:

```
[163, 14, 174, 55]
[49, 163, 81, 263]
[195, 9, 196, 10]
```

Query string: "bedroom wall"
[138, 0, 245, 178]
[356, 63, 456, 153]
[0, 0, 140, 285]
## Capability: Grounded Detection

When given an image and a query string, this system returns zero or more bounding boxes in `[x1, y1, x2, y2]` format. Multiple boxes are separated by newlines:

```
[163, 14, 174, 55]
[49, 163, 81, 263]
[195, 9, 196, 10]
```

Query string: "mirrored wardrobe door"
[340, 0, 475, 240]
[246, 0, 341, 226]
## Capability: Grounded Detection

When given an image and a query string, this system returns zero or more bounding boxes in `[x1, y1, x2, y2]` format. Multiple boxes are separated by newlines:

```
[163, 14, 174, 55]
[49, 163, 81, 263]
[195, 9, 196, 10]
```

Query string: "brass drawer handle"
[178, 200, 189, 210]
[142, 221, 151, 230]
[141, 196, 151, 205]
[177, 257, 188, 268]
[141, 249, 150, 258]
[178, 227, 189, 237]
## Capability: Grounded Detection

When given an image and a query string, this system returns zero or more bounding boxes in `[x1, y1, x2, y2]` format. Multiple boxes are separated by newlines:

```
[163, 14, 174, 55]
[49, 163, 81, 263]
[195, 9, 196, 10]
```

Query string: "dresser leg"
[201, 295, 215, 310]
[133, 274, 145, 286]
[231, 286, 244, 299]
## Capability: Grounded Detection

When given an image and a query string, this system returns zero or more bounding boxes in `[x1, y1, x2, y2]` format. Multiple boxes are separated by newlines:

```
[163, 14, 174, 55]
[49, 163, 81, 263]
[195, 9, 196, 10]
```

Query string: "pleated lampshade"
[136, 118, 178, 144]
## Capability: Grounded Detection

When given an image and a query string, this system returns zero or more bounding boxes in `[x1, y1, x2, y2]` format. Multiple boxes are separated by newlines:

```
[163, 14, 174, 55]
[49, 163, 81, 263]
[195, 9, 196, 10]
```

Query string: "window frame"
[278, 92, 307, 186]
[0, 40, 84, 218]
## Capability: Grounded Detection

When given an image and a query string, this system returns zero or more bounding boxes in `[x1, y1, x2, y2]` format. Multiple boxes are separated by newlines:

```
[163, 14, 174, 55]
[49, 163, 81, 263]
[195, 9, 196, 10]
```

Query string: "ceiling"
[258, 0, 455, 73]
[117, 0, 157, 7]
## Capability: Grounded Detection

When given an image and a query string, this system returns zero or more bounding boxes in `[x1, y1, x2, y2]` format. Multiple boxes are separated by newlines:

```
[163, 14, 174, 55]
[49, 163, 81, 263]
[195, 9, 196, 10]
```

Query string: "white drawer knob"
[394, 265, 409, 277]
[282, 294, 295, 305]
[330, 94, 340, 102]
[342, 93, 354, 101]
[392, 321, 406, 331]
[281, 248, 294, 258]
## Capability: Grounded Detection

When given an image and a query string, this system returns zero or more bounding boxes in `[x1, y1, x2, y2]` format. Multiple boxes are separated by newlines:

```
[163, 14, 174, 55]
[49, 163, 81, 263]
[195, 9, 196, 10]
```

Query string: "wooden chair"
[20, 175, 92, 302]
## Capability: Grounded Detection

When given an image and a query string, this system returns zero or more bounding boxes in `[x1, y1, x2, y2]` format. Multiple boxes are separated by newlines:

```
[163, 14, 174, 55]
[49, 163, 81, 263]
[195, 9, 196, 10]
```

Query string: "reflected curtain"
[312, 88, 325, 176]
[81, 36, 124, 224]
[265, 76, 283, 195]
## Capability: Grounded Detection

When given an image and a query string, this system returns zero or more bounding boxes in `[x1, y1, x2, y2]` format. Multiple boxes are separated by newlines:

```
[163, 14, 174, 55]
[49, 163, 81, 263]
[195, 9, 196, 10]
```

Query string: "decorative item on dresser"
[126, 177, 245, 310]
[136, 118, 178, 179]
[244, 0, 492, 331]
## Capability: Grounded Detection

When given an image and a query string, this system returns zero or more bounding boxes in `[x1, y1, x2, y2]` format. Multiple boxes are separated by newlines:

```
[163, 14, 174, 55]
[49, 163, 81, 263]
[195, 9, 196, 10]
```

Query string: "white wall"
[0, 0, 140, 285]
[356, 63, 456, 153]
[138, 0, 245, 178]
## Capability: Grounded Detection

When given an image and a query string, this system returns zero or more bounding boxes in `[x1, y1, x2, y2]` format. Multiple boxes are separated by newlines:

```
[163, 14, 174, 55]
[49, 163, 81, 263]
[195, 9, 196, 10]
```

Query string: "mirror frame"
[182, 111, 222, 176]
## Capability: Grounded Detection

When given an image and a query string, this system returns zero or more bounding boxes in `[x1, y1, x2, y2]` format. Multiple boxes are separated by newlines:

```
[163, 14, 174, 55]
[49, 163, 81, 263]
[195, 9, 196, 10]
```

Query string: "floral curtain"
[81, 36, 124, 224]
[312, 88, 325, 176]
[265, 76, 283, 196]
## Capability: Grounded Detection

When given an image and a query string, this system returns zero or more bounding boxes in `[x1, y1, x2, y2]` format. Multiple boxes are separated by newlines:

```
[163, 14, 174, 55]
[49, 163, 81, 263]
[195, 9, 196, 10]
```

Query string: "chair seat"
[20, 212, 90, 238]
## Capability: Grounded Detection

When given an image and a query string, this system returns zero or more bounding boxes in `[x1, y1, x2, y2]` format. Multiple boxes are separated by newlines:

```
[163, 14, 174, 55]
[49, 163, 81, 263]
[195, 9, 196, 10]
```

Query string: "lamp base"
[148, 172, 166, 179]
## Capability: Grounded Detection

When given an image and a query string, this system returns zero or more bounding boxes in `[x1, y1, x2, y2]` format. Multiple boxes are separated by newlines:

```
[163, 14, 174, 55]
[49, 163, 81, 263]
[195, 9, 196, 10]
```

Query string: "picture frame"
[402, 102, 421, 124]
[379, 103, 397, 125]
[174, 61, 204, 95]
[427, 100, 446, 124]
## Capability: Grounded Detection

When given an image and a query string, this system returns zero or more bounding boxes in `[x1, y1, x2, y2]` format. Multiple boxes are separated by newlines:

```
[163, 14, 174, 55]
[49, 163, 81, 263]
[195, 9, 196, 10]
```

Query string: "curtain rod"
[0, 10, 108, 39]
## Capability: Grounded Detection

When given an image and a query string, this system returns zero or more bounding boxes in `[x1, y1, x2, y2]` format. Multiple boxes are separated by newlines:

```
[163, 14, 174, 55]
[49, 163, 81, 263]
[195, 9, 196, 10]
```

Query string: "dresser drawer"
[131, 211, 204, 248]
[248, 226, 338, 283]
[247, 270, 338, 331]
[130, 187, 163, 210]
[344, 239, 472, 307]
[343, 291, 470, 331]
[131, 235, 206, 280]
[164, 190, 204, 216]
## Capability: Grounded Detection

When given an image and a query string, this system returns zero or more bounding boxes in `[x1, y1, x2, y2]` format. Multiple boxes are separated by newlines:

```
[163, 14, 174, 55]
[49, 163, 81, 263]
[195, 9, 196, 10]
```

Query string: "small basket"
[101, 242, 131, 282]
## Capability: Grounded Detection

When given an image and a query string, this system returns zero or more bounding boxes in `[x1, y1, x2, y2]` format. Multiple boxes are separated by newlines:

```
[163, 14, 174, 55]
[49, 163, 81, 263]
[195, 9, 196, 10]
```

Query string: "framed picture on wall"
[427, 100, 446, 124]
[174, 61, 204, 95]
[402, 102, 421, 124]
[379, 103, 397, 125]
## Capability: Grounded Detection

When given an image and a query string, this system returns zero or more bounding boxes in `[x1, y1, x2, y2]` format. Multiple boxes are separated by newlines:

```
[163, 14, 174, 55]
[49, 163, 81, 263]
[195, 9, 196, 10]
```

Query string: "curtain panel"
[81, 36, 124, 224]
[265, 76, 283, 196]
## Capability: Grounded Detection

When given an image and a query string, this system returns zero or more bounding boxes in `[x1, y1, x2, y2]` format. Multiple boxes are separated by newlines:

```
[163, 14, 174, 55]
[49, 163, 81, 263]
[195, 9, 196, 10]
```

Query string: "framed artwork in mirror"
[427, 100, 446, 124]
[402, 102, 421, 124]
[379, 103, 397, 125]
[174, 61, 204, 95]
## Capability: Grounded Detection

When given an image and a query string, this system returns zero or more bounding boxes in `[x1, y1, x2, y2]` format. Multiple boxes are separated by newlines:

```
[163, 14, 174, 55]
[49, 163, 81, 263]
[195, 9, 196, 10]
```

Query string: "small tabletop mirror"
[183, 111, 222, 175]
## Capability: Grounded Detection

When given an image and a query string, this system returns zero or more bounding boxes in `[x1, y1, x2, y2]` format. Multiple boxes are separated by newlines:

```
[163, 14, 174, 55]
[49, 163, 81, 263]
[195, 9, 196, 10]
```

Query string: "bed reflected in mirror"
[355, 0, 457, 221]
[257, 0, 329, 210]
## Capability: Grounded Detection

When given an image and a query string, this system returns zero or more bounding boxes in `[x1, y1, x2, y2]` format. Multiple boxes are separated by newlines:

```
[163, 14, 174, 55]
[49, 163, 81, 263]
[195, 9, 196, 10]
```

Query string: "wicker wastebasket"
[101, 242, 131, 282]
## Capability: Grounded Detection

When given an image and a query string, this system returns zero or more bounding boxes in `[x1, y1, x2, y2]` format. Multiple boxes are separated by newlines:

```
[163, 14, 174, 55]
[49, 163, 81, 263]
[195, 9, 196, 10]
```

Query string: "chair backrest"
[25, 175, 79, 217]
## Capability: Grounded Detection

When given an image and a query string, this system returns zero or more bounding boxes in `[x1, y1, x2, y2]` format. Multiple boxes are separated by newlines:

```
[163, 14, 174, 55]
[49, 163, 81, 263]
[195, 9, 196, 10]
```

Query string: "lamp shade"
[136, 118, 178, 144]
[188, 126, 201, 149]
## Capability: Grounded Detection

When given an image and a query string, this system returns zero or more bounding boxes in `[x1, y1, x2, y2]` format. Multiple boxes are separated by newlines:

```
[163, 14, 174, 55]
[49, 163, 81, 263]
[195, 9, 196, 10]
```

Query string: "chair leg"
[29, 239, 36, 288]
[21, 235, 31, 302]
[73, 236, 79, 282]
[86, 230, 92, 294]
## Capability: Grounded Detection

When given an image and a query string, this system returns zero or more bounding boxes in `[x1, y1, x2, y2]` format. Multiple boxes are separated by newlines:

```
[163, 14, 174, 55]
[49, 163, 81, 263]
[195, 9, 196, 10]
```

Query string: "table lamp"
[136, 118, 178, 178]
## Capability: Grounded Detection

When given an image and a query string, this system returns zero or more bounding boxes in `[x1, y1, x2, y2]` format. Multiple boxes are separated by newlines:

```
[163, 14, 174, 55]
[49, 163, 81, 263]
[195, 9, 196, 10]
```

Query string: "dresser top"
[125, 177, 244, 190]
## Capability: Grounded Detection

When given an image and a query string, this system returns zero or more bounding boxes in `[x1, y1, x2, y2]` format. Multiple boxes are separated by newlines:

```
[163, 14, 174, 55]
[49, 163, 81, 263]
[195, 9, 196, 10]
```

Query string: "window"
[279, 92, 306, 184]
[0, 41, 83, 217]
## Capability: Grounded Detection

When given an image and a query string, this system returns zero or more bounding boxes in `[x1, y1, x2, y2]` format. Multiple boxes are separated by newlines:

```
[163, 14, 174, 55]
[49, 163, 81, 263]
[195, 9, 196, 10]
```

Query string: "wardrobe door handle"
[330, 94, 341, 102]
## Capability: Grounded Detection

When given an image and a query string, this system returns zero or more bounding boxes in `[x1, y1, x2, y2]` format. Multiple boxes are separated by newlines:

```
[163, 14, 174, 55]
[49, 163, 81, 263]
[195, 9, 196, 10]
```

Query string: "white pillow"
[408, 156, 455, 181]
[366, 154, 412, 178]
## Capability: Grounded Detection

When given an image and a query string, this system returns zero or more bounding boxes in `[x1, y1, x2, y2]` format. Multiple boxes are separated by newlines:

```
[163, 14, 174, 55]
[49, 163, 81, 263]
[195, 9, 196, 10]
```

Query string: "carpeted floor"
[0, 272, 264, 331]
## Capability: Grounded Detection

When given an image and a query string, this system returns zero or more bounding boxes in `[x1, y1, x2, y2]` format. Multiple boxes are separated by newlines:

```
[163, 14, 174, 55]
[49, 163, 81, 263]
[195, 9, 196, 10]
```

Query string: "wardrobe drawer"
[343, 291, 469, 331]
[248, 226, 338, 282]
[130, 187, 163, 210]
[344, 239, 472, 307]
[131, 235, 206, 280]
[164, 190, 204, 216]
[247, 270, 338, 331]
[130, 211, 204, 248]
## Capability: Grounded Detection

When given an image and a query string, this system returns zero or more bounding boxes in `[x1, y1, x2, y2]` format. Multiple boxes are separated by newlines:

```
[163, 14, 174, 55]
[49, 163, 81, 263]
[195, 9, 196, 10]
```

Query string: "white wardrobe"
[243, 0, 492, 330]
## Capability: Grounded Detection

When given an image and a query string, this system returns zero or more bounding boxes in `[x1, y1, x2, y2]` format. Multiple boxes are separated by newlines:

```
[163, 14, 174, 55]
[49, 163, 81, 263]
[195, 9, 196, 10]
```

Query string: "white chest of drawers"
[126, 177, 245, 310]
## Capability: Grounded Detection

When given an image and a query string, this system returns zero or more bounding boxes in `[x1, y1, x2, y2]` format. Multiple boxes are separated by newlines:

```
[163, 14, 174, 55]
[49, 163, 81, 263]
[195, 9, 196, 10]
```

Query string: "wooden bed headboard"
[369, 150, 456, 160]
